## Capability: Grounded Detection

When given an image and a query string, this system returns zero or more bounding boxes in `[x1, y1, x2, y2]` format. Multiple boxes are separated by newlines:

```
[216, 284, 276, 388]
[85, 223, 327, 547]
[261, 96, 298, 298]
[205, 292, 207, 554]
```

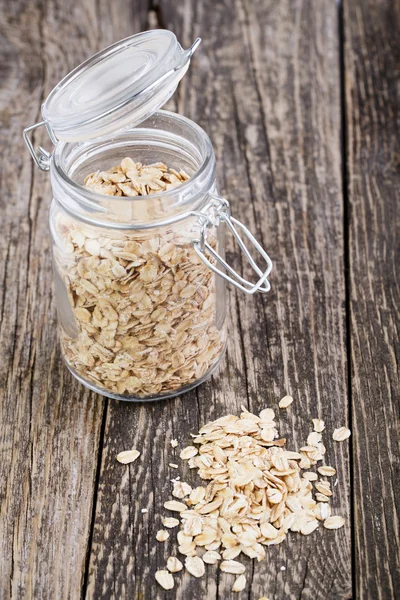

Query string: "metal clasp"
[192, 195, 272, 294]
[23, 121, 53, 171]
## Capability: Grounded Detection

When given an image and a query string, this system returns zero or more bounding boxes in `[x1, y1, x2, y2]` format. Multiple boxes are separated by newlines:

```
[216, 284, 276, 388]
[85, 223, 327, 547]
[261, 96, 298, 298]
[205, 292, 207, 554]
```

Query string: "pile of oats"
[55, 158, 225, 398]
[84, 157, 190, 196]
[154, 402, 347, 592]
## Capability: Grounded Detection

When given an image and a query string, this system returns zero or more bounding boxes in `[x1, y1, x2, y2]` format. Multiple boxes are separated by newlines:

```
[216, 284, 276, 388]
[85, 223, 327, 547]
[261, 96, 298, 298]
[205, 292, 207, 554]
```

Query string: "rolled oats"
[188, 486, 206, 504]
[259, 408, 275, 422]
[57, 159, 224, 398]
[176, 541, 190, 555]
[220, 560, 246, 575]
[323, 516, 345, 529]
[116, 449, 140, 464]
[84, 160, 189, 196]
[149, 400, 346, 590]
[172, 481, 192, 498]
[332, 427, 351, 442]
[232, 574, 247, 592]
[162, 517, 180, 528]
[317, 466, 336, 477]
[222, 546, 242, 560]
[314, 502, 331, 521]
[178, 542, 196, 556]
[315, 493, 330, 502]
[164, 500, 187, 512]
[194, 528, 218, 546]
[182, 514, 203, 537]
[180, 446, 198, 459]
[307, 432, 322, 447]
[185, 556, 205, 577]
[205, 540, 221, 551]
[300, 520, 319, 535]
[166, 556, 183, 573]
[177, 531, 192, 546]
[312, 418, 325, 432]
[155, 570, 174, 590]
[278, 395, 293, 409]
[202, 550, 221, 564]
[315, 481, 332, 496]
[156, 529, 170, 542]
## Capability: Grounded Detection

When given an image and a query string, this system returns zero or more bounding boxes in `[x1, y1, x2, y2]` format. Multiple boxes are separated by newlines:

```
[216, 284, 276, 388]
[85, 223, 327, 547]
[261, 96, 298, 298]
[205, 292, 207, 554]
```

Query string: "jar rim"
[50, 110, 216, 228]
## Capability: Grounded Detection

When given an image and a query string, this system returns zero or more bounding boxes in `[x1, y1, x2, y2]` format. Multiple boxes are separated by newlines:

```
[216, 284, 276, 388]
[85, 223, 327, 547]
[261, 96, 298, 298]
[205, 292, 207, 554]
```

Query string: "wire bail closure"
[192, 195, 272, 294]
[23, 121, 53, 171]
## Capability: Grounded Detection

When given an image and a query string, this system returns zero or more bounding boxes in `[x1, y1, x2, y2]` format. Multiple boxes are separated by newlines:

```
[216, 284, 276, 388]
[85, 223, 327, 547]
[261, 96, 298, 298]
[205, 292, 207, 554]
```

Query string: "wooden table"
[1, 1, 398, 598]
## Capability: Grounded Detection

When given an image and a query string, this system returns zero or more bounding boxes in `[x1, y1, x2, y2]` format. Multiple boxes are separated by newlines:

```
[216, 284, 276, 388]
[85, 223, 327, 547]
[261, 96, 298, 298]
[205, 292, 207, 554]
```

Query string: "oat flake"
[232, 574, 247, 592]
[324, 516, 345, 529]
[185, 556, 205, 577]
[156, 529, 169, 542]
[164, 500, 187, 513]
[116, 449, 140, 464]
[166, 556, 183, 573]
[333, 427, 351, 442]
[155, 570, 174, 590]
[312, 418, 325, 432]
[278, 395, 293, 409]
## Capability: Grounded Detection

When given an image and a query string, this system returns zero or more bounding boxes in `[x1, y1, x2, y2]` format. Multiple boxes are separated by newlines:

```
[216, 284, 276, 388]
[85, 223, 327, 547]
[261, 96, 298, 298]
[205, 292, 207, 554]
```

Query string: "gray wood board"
[9, 0, 400, 597]
[0, 0, 147, 598]
[344, 0, 400, 598]
[84, 0, 351, 598]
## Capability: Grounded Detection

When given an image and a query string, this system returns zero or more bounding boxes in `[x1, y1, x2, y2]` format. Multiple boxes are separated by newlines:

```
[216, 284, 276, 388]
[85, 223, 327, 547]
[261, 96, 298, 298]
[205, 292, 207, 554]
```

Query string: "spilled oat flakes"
[152, 400, 347, 592]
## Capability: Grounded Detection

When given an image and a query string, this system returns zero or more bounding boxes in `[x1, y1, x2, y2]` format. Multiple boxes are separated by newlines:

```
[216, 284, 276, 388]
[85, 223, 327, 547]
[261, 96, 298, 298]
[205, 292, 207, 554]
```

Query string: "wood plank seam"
[81, 400, 109, 599]
[338, 3, 356, 599]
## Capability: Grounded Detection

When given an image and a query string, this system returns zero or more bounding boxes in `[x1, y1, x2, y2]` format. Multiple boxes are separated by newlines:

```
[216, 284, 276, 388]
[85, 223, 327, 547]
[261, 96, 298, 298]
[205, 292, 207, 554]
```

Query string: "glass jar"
[24, 31, 272, 401]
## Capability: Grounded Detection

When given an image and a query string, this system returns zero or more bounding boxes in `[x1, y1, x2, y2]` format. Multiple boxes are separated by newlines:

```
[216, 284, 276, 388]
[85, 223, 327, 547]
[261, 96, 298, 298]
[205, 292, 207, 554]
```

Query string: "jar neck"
[50, 110, 216, 229]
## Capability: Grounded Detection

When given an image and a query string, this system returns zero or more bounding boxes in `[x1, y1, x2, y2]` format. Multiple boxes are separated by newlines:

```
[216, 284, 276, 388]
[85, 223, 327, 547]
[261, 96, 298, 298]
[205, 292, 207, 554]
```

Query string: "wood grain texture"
[0, 1, 143, 598]
[84, 1, 351, 599]
[0, 1, 105, 598]
[9, 0, 400, 597]
[344, 1, 400, 598]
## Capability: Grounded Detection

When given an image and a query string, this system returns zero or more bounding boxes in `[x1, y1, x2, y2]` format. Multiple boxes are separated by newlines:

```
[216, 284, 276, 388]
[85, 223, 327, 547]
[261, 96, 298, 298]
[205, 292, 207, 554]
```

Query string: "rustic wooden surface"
[0, 0, 397, 599]
[344, 0, 400, 598]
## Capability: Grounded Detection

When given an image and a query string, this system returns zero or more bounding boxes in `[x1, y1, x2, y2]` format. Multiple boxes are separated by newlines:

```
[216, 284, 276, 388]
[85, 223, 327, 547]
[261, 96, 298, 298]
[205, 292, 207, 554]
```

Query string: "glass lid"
[42, 30, 200, 143]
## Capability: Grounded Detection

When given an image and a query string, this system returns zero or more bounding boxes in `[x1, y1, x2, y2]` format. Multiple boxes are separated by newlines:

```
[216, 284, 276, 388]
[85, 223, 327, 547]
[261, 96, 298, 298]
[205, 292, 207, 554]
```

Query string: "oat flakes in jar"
[23, 30, 272, 401]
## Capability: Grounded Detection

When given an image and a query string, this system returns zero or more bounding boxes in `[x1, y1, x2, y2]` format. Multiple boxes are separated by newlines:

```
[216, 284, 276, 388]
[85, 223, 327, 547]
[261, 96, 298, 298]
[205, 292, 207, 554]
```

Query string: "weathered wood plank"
[0, 1, 144, 598]
[85, 1, 351, 599]
[344, 1, 400, 598]
[0, 2, 103, 598]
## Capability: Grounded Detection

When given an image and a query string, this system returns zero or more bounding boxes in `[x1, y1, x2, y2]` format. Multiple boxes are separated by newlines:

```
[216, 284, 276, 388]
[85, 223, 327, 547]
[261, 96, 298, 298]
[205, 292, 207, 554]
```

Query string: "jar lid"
[41, 30, 200, 143]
